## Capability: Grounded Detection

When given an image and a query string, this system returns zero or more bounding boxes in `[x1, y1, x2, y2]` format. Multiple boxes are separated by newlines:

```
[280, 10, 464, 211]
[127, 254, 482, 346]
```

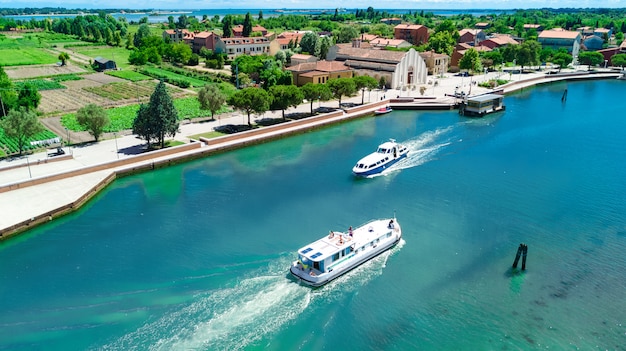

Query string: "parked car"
[47, 147, 66, 157]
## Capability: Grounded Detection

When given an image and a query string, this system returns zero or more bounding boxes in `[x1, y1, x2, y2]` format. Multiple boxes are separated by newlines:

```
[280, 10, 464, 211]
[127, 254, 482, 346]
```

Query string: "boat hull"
[290, 219, 402, 287]
[352, 153, 407, 177]
[290, 234, 401, 287]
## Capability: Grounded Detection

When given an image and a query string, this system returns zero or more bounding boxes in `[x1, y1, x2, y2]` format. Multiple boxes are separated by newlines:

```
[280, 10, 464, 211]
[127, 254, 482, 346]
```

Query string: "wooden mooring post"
[512, 243, 528, 271]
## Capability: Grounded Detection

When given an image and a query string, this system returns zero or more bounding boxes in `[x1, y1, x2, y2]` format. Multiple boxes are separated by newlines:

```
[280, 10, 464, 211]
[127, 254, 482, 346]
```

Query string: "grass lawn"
[0, 48, 59, 66]
[188, 131, 224, 140]
[71, 46, 133, 69]
[106, 70, 152, 81]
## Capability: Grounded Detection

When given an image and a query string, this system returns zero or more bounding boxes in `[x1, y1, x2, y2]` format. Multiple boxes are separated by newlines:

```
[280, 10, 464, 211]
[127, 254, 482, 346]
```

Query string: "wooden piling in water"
[512, 243, 523, 269]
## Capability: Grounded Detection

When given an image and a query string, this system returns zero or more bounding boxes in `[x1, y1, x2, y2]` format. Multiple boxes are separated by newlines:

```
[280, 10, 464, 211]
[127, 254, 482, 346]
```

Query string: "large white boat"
[290, 218, 402, 287]
[352, 139, 408, 177]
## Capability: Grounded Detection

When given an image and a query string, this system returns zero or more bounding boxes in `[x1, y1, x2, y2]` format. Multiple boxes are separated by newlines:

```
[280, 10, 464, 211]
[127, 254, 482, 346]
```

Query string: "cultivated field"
[4, 64, 87, 80]
[37, 73, 193, 114]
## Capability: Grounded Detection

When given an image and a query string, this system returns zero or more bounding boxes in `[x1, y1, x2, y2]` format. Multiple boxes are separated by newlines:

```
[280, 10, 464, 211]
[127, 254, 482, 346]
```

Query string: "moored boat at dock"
[374, 106, 393, 115]
[290, 218, 402, 287]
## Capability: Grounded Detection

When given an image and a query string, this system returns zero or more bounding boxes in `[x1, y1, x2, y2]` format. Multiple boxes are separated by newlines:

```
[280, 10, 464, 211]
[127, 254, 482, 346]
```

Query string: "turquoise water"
[1, 80, 626, 350]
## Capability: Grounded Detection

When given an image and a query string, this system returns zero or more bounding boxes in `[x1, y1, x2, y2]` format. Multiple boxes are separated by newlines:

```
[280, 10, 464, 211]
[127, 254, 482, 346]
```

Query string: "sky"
[1, 0, 626, 10]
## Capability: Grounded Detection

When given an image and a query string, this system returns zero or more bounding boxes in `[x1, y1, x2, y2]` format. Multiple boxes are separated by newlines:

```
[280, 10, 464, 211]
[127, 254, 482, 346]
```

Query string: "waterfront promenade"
[0, 68, 621, 238]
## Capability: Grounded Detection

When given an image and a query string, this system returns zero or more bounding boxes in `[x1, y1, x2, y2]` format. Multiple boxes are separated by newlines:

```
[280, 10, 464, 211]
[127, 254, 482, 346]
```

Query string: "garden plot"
[4, 64, 87, 80]
[38, 88, 110, 114]
[82, 72, 126, 84]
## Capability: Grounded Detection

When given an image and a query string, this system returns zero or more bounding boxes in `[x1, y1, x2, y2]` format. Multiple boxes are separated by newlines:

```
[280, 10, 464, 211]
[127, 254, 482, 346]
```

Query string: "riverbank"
[0, 69, 622, 239]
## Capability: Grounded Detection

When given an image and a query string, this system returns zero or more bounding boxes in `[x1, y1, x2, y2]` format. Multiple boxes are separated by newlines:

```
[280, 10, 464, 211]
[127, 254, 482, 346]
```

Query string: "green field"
[105, 70, 152, 82]
[15, 79, 66, 91]
[0, 48, 59, 66]
[71, 46, 133, 69]
[83, 80, 180, 101]
[141, 67, 209, 87]
[61, 97, 230, 133]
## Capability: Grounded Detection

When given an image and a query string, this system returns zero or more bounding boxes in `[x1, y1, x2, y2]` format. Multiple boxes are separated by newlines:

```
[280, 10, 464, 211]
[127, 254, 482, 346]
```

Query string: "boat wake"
[370, 126, 455, 178]
[99, 243, 405, 351]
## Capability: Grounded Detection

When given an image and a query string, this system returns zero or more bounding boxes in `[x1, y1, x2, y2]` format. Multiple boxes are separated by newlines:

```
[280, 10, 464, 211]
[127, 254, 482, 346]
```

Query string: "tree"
[275, 50, 287, 65]
[222, 15, 233, 38]
[353, 75, 378, 105]
[299, 32, 319, 56]
[125, 33, 133, 49]
[128, 49, 148, 65]
[427, 31, 456, 56]
[318, 36, 331, 60]
[168, 42, 192, 65]
[243, 12, 253, 37]
[132, 104, 155, 146]
[552, 52, 573, 71]
[0, 66, 17, 117]
[134, 23, 151, 48]
[300, 83, 332, 115]
[76, 103, 110, 142]
[269, 85, 304, 120]
[327, 77, 356, 108]
[578, 51, 604, 70]
[611, 53, 626, 67]
[228, 87, 271, 126]
[0, 107, 43, 155]
[335, 25, 359, 44]
[459, 48, 481, 73]
[17, 83, 41, 110]
[258, 10, 263, 21]
[379, 76, 387, 89]
[176, 15, 189, 29]
[197, 85, 226, 120]
[58, 52, 70, 66]
[516, 40, 540, 70]
[132, 80, 179, 148]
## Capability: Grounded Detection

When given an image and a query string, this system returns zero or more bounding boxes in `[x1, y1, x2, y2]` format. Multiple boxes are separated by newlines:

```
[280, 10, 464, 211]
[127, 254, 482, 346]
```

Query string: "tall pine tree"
[243, 12, 253, 37]
[132, 80, 179, 148]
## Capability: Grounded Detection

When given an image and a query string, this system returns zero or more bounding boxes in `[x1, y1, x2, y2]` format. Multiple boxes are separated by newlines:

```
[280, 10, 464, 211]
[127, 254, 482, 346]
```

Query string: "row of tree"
[226, 75, 379, 126]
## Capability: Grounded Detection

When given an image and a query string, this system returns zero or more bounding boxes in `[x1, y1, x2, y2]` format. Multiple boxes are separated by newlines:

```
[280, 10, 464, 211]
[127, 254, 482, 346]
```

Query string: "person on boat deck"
[348, 226, 353, 237]
[328, 231, 335, 239]
[388, 219, 395, 229]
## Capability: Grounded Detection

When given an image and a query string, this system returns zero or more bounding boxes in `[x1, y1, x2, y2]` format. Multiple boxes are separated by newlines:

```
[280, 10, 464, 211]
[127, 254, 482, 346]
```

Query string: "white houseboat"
[290, 218, 402, 287]
[352, 139, 409, 177]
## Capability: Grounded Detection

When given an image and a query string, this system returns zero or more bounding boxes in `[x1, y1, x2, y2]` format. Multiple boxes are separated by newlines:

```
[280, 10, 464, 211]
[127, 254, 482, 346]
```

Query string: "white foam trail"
[100, 244, 405, 351]
[153, 277, 308, 351]
[368, 126, 455, 178]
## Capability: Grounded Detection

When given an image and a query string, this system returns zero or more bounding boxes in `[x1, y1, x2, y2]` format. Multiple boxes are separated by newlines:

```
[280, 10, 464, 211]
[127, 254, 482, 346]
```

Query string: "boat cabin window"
[332, 252, 340, 262]
[313, 261, 321, 271]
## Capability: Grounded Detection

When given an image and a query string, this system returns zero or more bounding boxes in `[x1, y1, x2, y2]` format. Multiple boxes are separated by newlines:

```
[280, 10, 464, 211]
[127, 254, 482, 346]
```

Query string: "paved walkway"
[0, 67, 621, 238]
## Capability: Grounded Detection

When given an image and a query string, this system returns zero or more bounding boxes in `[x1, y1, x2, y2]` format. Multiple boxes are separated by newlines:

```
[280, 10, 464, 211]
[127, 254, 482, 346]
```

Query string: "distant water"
[3, 8, 509, 23]
[1, 79, 625, 350]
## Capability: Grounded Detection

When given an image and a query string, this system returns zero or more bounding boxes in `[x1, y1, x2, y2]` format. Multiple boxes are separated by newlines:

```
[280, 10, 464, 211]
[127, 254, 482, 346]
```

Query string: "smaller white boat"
[290, 218, 402, 287]
[374, 106, 392, 115]
[352, 139, 408, 177]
